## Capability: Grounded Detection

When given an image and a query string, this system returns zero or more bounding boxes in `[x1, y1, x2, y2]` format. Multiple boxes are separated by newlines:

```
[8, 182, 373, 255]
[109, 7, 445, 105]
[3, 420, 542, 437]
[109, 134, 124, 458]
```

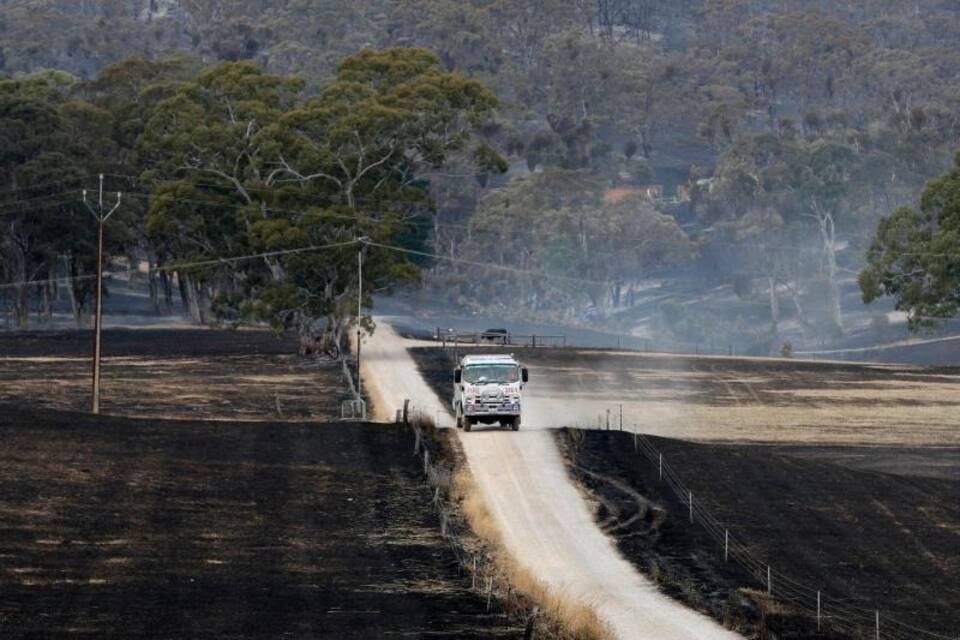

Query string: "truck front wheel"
[463, 417, 472, 432]
[509, 417, 520, 431]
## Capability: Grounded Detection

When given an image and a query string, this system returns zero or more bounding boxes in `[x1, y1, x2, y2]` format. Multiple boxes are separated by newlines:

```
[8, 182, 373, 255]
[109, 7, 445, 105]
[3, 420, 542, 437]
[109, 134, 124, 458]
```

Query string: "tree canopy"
[860, 151, 960, 328]
[0, 48, 503, 349]
[4, 1, 960, 348]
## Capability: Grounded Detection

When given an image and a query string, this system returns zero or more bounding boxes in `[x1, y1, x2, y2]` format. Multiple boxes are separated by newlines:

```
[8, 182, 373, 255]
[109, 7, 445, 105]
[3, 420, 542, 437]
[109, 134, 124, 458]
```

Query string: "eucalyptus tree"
[860, 151, 960, 328]
[256, 47, 504, 346]
[138, 60, 304, 322]
[138, 49, 503, 350]
[460, 168, 694, 315]
[0, 71, 119, 327]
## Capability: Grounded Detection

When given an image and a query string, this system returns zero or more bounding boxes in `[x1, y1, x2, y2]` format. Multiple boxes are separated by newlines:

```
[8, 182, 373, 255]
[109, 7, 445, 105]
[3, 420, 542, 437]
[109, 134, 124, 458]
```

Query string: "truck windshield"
[463, 364, 519, 384]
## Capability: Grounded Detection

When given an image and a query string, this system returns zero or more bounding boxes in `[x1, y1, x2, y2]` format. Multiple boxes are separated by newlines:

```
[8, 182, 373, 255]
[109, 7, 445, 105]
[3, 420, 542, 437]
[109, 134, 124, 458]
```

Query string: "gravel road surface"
[361, 321, 742, 640]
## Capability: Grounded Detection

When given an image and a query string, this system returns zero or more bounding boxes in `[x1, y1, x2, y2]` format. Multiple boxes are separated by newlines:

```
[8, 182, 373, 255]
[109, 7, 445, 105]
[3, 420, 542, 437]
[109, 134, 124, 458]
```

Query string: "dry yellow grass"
[452, 468, 614, 640]
[405, 414, 610, 637]
[526, 354, 960, 447]
[0, 353, 343, 421]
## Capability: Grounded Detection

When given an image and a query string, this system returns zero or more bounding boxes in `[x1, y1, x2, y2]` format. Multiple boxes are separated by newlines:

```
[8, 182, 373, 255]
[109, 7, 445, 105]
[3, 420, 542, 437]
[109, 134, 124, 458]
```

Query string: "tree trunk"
[41, 268, 55, 324]
[784, 282, 807, 329]
[767, 275, 780, 335]
[264, 257, 284, 281]
[67, 269, 86, 328]
[147, 254, 160, 314]
[815, 207, 843, 333]
[13, 283, 28, 329]
[161, 271, 174, 313]
[332, 315, 346, 360]
[177, 273, 193, 322]
[183, 275, 205, 325]
[9, 237, 29, 329]
[127, 251, 139, 288]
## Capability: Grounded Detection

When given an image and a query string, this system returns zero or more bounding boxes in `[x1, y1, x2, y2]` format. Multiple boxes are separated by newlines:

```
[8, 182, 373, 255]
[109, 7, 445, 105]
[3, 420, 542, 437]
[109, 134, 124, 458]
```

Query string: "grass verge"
[409, 414, 612, 640]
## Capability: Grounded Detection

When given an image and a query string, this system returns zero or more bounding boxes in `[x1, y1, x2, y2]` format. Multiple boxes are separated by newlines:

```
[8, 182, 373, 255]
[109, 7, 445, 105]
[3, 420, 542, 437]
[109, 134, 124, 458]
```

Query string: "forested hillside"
[3, 0, 960, 352]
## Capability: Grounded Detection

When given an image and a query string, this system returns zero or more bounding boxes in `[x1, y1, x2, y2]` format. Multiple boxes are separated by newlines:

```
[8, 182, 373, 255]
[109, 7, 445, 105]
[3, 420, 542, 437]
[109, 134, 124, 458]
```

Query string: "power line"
[0, 237, 600, 291]
[363, 239, 614, 286]
[0, 239, 360, 291]
[0, 175, 103, 197]
[162, 239, 359, 271]
[0, 189, 81, 206]
[0, 190, 84, 215]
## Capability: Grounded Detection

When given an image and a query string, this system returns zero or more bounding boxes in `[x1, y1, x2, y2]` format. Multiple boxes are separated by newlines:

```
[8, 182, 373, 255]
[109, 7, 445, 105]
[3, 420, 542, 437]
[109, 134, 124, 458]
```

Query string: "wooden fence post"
[817, 591, 821, 631]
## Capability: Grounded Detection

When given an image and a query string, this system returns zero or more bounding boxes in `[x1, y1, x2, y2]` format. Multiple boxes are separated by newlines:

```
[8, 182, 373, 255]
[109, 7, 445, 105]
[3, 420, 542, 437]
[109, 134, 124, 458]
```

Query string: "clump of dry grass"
[452, 468, 614, 640]
[740, 588, 791, 617]
[408, 412, 437, 432]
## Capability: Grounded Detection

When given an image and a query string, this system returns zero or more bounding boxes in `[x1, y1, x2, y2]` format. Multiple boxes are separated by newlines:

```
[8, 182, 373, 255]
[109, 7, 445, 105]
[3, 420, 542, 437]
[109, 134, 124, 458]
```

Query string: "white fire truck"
[453, 354, 529, 432]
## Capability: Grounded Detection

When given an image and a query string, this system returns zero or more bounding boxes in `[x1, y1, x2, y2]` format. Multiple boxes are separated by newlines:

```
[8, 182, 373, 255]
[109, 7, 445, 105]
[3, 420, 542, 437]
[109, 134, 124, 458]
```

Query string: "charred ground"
[0, 404, 524, 639]
[410, 344, 960, 638]
[558, 430, 960, 639]
[410, 344, 960, 478]
[0, 329, 526, 639]
[0, 328, 347, 421]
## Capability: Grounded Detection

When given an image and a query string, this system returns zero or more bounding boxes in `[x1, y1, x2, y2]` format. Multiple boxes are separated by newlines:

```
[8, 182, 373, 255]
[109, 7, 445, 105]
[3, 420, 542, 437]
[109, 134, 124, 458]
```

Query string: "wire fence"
[403, 401, 580, 640]
[621, 428, 955, 640]
[437, 329, 566, 349]
[392, 395, 955, 640]
[428, 326, 761, 357]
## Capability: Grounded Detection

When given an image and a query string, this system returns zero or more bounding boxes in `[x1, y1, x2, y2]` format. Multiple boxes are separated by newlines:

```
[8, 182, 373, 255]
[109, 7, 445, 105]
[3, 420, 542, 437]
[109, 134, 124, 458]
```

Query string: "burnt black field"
[559, 430, 960, 640]
[0, 327, 299, 358]
[411, 344, 960, 638]
[0, 406, 522, 639]
[0, 329, 348, 421]
[0, 324, 524, 639]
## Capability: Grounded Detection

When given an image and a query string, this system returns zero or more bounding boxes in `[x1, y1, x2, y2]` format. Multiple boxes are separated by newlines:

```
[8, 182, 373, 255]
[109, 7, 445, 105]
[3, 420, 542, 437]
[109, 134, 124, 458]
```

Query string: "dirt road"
[361, 321, 742, 640]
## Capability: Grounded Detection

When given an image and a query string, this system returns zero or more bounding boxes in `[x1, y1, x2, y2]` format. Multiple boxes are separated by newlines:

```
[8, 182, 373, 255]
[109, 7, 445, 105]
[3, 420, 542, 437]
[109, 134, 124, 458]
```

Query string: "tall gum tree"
[139, 60, 304, 321]
[0, 71, 124, 328]
[256, 47, 504, 346]
[138, 50, 503, 351]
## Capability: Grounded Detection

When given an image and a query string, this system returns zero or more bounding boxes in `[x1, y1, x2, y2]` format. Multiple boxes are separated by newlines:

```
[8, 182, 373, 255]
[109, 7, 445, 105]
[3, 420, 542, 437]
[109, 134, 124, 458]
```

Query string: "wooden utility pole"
[357, 243, 362, 397]
[83, 175, 121, 414]
[355, 237, 368, 399]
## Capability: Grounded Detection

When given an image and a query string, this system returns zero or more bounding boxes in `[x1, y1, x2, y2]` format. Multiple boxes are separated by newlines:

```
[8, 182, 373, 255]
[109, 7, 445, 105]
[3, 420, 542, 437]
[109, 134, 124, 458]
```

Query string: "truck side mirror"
[454, 369, 462, 383]
[521, 368, 529, 383]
